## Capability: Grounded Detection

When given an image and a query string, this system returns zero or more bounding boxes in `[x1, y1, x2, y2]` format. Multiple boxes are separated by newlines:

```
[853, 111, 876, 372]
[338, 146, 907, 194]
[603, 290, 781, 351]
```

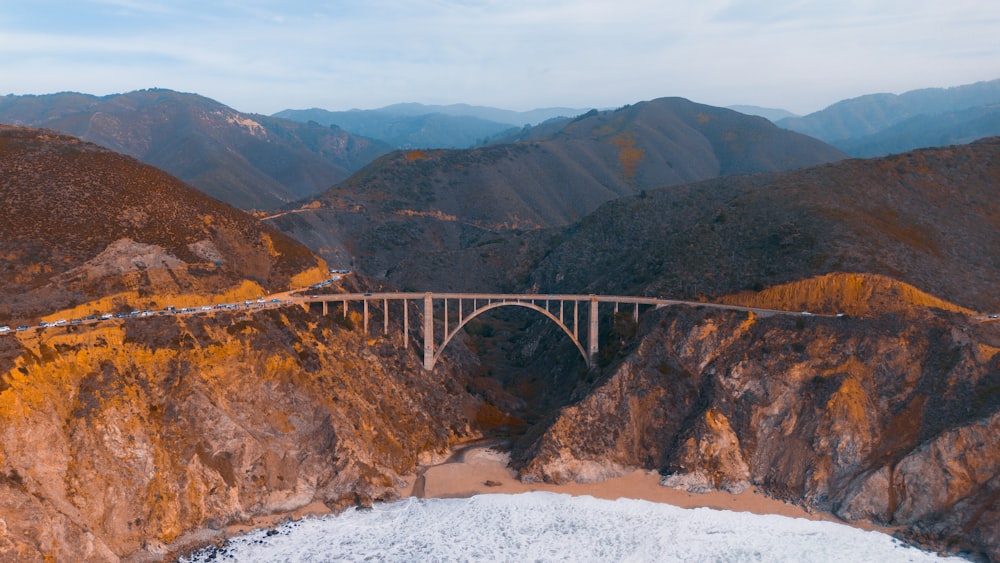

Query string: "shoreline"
[171, 443, 896, 560]
[400, 444, 841, 525]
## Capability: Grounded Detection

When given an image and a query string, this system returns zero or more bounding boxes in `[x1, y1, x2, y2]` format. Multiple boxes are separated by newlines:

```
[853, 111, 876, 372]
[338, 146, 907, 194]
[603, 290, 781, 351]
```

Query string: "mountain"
[272, 102, 585, 149]
[493, 138, 1000, 560]
[0, 125, 328, 322]
[777, 79, 1000, 156]
[832, 104, 1000, 157]
[268, 96, 846, 282]
[373, 102, 584, 125]
[0, 89, 392, 209]
[727, 105, 798, 122]
[525, 137, 1000, 312]
[273, 107, 518, 149]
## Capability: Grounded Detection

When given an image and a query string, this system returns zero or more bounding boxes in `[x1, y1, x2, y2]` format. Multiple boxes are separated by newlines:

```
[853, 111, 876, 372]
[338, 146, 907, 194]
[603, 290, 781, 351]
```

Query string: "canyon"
[0, 115, 998, 562]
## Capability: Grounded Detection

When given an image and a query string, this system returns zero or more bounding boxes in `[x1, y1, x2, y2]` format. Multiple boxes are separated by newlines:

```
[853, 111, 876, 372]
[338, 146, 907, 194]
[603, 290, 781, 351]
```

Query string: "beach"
[402, 443, 840, 525]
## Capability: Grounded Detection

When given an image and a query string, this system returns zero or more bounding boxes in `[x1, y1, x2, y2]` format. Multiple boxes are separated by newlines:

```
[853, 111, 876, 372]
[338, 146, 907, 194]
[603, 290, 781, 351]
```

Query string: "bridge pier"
[363, 299, 369, 334]
[322, 301, 328, 316]
[423, 293, 434, 370]
[588, 295, 598, 368]
[403, 300, 409, 349]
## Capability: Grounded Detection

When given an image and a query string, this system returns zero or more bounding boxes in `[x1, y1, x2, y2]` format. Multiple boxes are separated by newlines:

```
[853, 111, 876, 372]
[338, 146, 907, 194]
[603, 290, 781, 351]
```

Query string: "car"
[16, 325, 29, 332]
[70, 319, 82, 325]
[270, 298, 280, 303]
[989, 314, 1000, 319]
[0, 326, 10, 334]
[799, 311, 812, 316]
[363, 292, 372, 297]
[53, 319, 67, 325]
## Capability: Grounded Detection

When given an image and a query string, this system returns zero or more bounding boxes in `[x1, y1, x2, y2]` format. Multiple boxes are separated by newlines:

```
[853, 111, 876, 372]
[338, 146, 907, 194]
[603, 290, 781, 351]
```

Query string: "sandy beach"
[178, 442, 893, 560]
[399, 444, 835, 524]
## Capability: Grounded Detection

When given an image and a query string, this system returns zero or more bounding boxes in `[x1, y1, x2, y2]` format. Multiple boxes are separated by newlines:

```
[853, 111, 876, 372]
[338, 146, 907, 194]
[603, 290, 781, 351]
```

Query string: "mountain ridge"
[269, 96, 846, 280]
[0, 89, 392, 209]
[778, 78, 1000, 156]
[0, 125, 327, 322]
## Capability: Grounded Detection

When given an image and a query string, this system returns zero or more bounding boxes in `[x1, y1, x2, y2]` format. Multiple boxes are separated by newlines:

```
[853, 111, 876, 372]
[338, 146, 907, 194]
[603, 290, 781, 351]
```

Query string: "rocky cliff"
[0, 306, 484, 561]
[516, 299, 1000, 560]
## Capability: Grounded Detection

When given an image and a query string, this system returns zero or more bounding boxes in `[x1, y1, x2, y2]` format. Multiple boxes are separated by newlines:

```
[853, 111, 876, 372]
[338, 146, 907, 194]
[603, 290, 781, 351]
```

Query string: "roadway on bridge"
[5, 285, 996, 337]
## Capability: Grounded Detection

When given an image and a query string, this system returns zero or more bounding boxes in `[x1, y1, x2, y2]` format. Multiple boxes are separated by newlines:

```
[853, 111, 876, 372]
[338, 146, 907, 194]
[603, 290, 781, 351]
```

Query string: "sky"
[1, 0, 999, 116]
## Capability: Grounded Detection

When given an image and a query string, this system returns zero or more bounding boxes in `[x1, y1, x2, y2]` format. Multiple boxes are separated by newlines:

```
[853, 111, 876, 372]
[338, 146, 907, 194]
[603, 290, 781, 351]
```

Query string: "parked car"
[16, 325, 29, 332]
[0, 326, 10, 334]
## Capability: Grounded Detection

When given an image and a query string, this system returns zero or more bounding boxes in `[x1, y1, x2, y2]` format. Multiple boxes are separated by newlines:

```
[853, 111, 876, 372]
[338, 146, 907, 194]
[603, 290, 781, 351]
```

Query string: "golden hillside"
[718, 272, 975, 316]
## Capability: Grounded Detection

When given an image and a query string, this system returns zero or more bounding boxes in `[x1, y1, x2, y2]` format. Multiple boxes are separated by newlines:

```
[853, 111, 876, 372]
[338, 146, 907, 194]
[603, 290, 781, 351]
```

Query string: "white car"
[0, 326, 10, 334]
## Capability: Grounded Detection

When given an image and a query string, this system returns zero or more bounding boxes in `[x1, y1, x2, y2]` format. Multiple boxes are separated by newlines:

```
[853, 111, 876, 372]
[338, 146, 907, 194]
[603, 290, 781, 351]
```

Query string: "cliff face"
[517, 305, 1000, 559]
[0, 306, 482, 561]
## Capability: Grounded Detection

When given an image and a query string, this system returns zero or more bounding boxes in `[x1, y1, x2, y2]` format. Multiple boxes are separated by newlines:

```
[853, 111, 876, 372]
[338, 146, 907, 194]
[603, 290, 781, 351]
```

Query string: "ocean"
[180, 492, 963, 562]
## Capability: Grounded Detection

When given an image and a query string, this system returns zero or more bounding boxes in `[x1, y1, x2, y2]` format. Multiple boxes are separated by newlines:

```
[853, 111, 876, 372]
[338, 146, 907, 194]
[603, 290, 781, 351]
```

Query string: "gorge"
[0, 105, 998, 562]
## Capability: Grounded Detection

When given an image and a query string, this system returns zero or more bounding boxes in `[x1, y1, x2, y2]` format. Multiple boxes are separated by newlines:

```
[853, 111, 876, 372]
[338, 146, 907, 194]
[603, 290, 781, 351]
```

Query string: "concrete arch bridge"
[302, 292, 801, 370]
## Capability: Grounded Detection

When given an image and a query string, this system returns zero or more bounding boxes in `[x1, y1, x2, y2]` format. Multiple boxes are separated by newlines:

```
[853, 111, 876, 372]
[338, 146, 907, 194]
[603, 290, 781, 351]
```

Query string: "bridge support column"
[322, 301, 328, 316]
[573, 300, 579, 339]
[403, 300, 409, 349]
[423, 293, 434, 370]
[383, 298, 389, 335]
[363, 299, 369, 334]
[588, 295, 598, 368]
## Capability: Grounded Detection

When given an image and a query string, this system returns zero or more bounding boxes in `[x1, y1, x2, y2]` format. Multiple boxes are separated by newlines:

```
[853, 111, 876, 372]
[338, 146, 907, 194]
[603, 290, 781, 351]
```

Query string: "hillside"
[524, 138, 1000, 312]
[274, 103, 581, 150]
[0, 89, 391, 209]
[0, 126, 328, 323]
[717, 273, 975, 317]
[269, 96, 845, 281]
[833, 104, 1000, 158]
[778, 79, 1000, 156]
[273, 107, 518, 149]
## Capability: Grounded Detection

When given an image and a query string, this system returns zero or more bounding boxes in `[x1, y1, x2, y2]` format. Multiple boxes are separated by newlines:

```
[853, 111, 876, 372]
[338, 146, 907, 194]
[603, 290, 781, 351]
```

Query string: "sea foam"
[182, 492, 962, 562]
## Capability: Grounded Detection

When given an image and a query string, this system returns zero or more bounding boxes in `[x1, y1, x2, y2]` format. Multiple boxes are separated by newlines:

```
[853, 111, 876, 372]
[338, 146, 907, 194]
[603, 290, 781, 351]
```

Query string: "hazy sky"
[2, 0, 998, 116]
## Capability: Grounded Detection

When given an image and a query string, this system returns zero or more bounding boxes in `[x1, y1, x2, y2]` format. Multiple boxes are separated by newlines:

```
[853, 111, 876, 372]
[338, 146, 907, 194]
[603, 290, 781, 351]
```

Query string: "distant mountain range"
[777, 78, 1000, 157]
[726, 105, 799, 122]
[273, 103, 583, 149]
[0, 89, 392, 209]
[267, 96, 845, 285]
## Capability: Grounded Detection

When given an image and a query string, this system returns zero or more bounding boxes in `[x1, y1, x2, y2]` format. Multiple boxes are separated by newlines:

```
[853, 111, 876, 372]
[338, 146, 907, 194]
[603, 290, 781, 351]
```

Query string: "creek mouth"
[411, 438, 510, 498]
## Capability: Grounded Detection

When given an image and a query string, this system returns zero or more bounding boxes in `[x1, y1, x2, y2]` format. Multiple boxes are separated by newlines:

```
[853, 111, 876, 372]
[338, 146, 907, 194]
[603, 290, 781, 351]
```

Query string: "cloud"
[2, 0, 998, 114]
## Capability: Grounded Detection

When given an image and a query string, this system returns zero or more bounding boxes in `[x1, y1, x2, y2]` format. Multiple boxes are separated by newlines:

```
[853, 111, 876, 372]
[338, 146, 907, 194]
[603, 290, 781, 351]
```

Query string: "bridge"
[297, 292, 815, 370]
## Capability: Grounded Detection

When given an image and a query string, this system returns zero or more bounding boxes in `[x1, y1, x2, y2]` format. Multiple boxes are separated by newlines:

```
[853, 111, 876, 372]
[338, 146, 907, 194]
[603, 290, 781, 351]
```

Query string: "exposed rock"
[516, 304, 1000, 560]
[0, 307, 484, 560]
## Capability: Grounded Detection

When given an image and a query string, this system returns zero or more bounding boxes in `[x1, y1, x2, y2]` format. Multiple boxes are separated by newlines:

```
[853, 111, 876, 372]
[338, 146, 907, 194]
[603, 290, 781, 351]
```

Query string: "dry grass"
[719, 272, 975, 316]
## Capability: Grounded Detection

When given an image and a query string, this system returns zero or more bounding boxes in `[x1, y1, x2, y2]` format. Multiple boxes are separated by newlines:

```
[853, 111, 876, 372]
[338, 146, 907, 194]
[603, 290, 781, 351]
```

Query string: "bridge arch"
[429, 300, 588, 370]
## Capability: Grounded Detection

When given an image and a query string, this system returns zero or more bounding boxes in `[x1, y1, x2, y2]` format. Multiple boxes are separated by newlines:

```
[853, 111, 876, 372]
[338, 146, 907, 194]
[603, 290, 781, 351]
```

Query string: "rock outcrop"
[517, 304, 1000, 560]
[0, 307, 483, 561]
